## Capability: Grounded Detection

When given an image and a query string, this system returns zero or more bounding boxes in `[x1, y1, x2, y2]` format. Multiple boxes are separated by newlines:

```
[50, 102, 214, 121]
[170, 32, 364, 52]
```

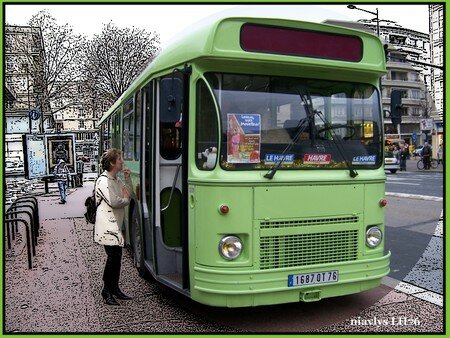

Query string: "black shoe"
[112, 288, 132, 300]
[58, 201, 65, 204]
[102, 290, 120, 306]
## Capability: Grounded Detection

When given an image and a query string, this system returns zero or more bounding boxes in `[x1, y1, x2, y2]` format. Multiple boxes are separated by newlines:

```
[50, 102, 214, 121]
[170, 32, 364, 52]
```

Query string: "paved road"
[386, 172, 443, 198]
[385, 197, 442, 280]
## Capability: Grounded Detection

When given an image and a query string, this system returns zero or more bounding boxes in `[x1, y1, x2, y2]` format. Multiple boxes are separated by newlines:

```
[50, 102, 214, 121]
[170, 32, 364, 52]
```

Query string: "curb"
[385, 192, 443, 202]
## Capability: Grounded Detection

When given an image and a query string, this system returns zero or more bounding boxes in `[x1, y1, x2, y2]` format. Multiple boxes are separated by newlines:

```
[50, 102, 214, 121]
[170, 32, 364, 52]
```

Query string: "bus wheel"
[131, 207, 147, 278]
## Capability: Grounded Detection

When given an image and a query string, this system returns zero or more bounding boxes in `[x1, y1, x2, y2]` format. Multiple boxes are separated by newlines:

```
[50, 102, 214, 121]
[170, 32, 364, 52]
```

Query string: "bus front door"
[155, 75, 187, 291]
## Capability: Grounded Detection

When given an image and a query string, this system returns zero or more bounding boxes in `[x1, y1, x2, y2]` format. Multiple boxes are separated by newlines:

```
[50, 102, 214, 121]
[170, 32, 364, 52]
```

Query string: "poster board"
[45, 134, 76, 174]
[23, 134, 47, 179]
[23, 133, 77, 178]
[420, 119, 433, 131]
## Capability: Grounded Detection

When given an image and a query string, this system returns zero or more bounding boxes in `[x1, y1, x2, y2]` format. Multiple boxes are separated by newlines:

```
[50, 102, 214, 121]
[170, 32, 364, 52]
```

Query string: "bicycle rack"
[5, 218, 34, 270]
[6, 210, 36, 255]
[7, 203, 39, 246]
[11, 196, 40, 235]
[5, 196, 40, 270]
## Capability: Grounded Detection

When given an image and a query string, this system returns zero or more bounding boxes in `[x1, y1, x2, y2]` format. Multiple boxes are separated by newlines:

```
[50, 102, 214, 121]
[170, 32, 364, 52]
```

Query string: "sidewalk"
[4, 183, 102, 332]
[4, 181, 233, 333]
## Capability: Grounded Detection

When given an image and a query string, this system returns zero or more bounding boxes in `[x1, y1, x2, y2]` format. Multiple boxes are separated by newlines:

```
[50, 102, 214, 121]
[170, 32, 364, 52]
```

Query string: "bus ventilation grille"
[260, 230, 358, 269]
[260, 216, 359, 228]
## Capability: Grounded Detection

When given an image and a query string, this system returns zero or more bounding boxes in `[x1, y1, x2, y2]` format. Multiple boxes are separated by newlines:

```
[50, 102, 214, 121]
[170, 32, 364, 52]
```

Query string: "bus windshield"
[205, 73, 383, 171]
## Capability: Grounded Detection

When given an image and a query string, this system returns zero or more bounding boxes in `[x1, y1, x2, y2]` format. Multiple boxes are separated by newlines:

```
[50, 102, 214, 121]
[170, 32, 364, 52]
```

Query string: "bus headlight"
[218, 235, 242, 260]
[366, 226, 382, 248]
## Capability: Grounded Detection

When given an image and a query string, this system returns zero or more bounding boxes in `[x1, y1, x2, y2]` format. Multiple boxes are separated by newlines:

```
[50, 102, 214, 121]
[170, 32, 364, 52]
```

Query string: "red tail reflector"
[219, 204, 230, 214]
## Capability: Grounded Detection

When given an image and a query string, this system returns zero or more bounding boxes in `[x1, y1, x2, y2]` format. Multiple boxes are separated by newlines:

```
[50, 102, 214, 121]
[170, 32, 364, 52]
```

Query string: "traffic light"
[390, 90, 402, 125]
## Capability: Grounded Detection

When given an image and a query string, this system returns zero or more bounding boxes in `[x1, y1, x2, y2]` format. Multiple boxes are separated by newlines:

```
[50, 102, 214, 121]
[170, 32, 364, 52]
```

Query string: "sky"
[5, 4, 430, 46]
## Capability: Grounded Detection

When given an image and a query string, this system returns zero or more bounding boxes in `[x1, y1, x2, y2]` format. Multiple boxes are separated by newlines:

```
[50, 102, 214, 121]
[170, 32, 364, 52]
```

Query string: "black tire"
[390, 169, 397, 174]
[431, 159, 438, 169]
[130, 207, 148, 278]
[417, 160, 424, 170]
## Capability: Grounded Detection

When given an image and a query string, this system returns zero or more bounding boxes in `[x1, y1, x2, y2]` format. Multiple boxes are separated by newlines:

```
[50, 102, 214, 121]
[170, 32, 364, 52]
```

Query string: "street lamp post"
[347, 5, 380, 36]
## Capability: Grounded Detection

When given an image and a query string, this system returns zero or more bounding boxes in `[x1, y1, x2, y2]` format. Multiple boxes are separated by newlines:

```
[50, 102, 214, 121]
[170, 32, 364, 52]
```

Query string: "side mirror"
[390, 90, 402, 125]
[160, 77, 183, 123]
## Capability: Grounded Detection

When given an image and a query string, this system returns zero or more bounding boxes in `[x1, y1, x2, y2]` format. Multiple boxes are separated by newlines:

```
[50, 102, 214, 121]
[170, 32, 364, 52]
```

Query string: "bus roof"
[99, 15, 386, 124]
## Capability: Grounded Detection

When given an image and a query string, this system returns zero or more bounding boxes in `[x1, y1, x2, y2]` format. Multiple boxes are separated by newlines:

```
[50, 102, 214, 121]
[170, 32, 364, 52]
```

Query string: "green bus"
[98, 15, 390, 307]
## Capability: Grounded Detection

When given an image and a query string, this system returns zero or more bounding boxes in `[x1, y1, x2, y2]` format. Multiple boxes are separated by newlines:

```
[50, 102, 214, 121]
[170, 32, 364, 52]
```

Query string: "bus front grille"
[260, 216, 359, 228]
[259, 230, 358, 270]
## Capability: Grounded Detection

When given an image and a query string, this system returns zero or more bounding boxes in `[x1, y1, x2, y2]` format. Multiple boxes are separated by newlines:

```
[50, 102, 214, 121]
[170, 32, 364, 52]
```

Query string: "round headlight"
[218, 235, 243, 260]
[366, 226, 383, 248]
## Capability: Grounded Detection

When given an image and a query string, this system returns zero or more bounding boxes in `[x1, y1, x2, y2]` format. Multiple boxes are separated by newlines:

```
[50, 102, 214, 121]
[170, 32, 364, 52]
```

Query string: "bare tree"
[27, 10, 87, 128]
[83, 21, 160, 114]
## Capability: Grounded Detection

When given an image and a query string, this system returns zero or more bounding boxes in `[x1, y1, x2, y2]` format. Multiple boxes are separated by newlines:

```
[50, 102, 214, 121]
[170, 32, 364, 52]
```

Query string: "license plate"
[288, 270, 339, 287]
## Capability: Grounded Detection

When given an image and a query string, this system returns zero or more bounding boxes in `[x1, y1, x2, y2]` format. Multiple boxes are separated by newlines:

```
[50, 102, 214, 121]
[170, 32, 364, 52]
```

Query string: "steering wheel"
[316, 124, 356, 140]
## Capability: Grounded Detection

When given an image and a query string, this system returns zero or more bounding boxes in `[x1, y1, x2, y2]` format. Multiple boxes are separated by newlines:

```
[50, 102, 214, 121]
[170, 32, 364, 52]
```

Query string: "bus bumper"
[191, 251, 391, 307]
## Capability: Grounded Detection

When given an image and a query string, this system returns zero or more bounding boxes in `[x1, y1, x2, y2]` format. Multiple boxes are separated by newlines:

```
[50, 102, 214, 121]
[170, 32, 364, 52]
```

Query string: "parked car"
[384, 151, 400, 174]
[412, 145, 424, 157]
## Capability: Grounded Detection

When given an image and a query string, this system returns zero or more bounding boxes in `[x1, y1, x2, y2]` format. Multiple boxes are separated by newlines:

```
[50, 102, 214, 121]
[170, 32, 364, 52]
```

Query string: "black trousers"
[102, 245, 122, 292]
[423, 155, 431, 169]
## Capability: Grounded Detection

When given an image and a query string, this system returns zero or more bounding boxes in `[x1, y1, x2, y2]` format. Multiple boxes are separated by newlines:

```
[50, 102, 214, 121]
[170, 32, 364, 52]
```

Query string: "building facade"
[4, 26, 45, 173]
[4, 25, 99, 176]
[325, 19, 436, 149]
[52, 80, 100, 161]
[429, 4, 444, 148]
[361, 21, 434, 147]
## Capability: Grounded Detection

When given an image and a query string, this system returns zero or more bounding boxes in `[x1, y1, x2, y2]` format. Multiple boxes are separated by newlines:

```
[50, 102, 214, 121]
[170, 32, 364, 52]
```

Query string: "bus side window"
[135, 90, 142, 161]
[160, 76, 183, 160]
[195, 79, 219, 170]
[122, 98, 134, 160]
[160, 124, 181, 160]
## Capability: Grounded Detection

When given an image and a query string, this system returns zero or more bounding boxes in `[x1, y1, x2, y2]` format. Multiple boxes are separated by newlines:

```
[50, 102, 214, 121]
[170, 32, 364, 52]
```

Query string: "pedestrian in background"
[437, 143, 444, 165]
[422, 142, 432, 170]
[393, 145, 400, 161]
[54, 159, 69, 204]
[94, 148, 133, 306]
[399, 145, 408, 171]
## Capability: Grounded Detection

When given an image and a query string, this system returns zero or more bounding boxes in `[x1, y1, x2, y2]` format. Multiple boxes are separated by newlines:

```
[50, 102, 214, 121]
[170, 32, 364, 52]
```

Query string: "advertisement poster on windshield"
[227, 114, 261, 163]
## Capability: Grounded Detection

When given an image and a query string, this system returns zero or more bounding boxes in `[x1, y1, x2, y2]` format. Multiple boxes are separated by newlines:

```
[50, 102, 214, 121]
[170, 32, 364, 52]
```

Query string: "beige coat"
[94, 171, 131, 247]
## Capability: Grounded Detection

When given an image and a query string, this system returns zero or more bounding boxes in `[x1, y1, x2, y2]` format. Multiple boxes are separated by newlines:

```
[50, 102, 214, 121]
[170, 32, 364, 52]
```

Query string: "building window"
[411, 107, 421, 116]
[410, 90, 420, 99]
[410, 72, 419, 82]
[391, 71, 408, 81]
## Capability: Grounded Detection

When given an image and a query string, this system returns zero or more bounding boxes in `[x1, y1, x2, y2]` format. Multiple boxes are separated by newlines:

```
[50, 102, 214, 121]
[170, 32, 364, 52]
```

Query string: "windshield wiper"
[298, 88, 358, 178]
[315, 113, 358, 178]
[264, 89, 358, 179]
[264, 109, 318, 179]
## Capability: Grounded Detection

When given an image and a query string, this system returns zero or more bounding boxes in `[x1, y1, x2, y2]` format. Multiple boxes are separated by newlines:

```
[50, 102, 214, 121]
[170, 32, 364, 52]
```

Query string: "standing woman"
[94, 148, 132, 305]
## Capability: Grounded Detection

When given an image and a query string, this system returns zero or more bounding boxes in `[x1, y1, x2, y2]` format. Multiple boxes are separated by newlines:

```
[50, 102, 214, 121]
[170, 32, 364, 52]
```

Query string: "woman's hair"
[101, 148, 122, 171]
